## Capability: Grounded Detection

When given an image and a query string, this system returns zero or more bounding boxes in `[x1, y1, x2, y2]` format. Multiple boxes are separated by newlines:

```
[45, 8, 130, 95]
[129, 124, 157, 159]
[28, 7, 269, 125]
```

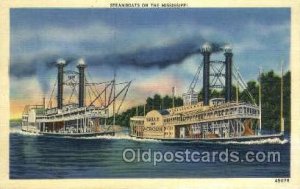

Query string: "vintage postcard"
[0, 0, 300, 188]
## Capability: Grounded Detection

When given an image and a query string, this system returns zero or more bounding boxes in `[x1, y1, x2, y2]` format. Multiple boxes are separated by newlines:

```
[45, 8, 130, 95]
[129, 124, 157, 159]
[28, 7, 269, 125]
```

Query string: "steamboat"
[21, 58, 131, 137]
[130, 43, 285, 141]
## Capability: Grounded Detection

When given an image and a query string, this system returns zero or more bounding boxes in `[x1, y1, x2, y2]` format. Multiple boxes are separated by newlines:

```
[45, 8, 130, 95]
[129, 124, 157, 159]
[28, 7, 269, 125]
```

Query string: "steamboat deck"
[21, 58, 131, 137]
[129, 43, 285, 141]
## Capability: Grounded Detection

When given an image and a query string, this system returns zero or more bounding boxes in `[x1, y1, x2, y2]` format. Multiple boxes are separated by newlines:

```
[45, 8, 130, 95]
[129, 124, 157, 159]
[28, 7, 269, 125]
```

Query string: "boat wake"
[69, 134, 289, 144]
[215, 138, 289, 145]
[10, 128, 159, 142]
[10, 128, 288, 144]
[10, 128, 41, 136]
[72, 132, 161, 143]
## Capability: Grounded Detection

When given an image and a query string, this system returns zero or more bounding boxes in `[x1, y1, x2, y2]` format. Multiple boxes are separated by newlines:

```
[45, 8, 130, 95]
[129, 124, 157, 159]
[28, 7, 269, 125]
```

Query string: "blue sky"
[10, 8, 290, 117]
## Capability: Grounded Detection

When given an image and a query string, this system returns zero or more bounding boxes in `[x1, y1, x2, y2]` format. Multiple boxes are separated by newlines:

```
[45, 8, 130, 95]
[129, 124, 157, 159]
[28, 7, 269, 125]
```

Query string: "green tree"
[162, 95, 173, 109]
[283, 71, 291, 132]
[153, 94, 162, 110]
[261, 71, 281, 131]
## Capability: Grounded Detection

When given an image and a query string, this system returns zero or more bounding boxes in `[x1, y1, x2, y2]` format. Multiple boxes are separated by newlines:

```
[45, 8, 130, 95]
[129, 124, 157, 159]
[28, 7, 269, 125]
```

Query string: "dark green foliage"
[283, 71, 291, 132]
[240, 81, 259, 104]
[261, 71, 281, 131]
[107, 94, 183, 127]
[109, 70, 290, 132]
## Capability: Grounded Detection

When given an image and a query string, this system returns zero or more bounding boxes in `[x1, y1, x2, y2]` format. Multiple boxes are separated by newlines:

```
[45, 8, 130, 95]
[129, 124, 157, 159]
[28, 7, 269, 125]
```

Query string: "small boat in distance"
[21, 58, 131, 137]
[130, 43, 285, 142]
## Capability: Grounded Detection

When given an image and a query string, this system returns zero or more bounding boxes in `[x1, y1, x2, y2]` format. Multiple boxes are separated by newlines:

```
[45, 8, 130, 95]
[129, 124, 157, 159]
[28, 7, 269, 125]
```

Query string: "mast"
[258, 67, 262, 135]
[236, 81, 239, 104]
[113, 71, 116, 126]
[104, 83, 107, 107]
[236, 67, 239, 104]
[236, 67, 240, 104]
[42, 96, 46, 116]
[172, 86, 175, 108]
[104, 83, 107, 126]
[280, 62, 284, 134]
[43, 96, 46, 109]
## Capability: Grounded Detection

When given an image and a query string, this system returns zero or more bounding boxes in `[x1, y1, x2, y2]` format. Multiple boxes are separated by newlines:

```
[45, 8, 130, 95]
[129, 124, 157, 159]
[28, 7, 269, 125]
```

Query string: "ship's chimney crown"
[201, 42, 212, 53]
[56, 58, 66, 65]
[77, 58, 86, 67]
[224, 44, 233, 54]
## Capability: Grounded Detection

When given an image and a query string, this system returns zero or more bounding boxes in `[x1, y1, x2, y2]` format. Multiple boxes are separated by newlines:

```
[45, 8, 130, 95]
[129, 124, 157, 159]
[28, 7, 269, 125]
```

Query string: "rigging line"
[237, 73, 247, 89]
[210, 66, 218, 85]
[87, 69, 93, 83]
[188, 62, 203, 92]
[106, 82, 130, 132]
[87, 86, 93, 105]
[212, 64, 225, 86]
[195, 63, 203, 92]
[86, 81, 112, 85]
[68, 76, 75, 104]
[233, 65, 248, 90]
[64, 70, 79, 74]
[106, 81, 132, 108]
[115, 81, 130, 85]
[193, 62, 203, 89]
[70, 76, 79, 103]
[85, 71, 112, 106]
[63, 72, 77, 86]
[232, 65, 245, 89]
[116, 82, 131, 114]
[69, 75, 79, 104]
[64, 77, 73, 83]
[216, 63, 225, 76]
[233, 66, 256, 105]
[85, 76, 96, 95]
[84, 74, 100, 105]
[210, 65, 224, 87]
[67, 76, 77, 104]
[47, 80, 57, 108]
[68, 85, 76, 104]
[88, 82, 113, 107]
[89, 83, 103, 106]
[210, 70, 219, 88]
[108, 80, 114, 105]
[86, 70, 101, 104]
[92, 80, 105, 105]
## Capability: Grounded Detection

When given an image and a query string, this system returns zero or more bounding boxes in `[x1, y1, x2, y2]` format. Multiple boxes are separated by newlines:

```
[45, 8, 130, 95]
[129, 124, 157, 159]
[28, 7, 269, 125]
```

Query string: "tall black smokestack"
[77, 58, 86, 107]
[56, 59, 66, 109]
[224, 45, 233, 102]
[201, 43, 212, 106]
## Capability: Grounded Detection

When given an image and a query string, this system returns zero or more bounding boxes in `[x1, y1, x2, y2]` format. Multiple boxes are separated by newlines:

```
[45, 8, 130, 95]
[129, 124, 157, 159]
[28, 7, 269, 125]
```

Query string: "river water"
[10, 125, 290, 179]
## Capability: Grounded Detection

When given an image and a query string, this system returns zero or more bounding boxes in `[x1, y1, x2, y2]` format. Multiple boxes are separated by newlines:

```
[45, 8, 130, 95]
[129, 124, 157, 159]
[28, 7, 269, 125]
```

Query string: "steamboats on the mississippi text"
[21, 58, 131, 137]
[130, 43, 285, 142]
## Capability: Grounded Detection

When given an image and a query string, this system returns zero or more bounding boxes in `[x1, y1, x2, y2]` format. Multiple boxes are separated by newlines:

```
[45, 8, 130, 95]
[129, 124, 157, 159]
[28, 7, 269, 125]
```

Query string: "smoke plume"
[10, 37, 226, 93]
